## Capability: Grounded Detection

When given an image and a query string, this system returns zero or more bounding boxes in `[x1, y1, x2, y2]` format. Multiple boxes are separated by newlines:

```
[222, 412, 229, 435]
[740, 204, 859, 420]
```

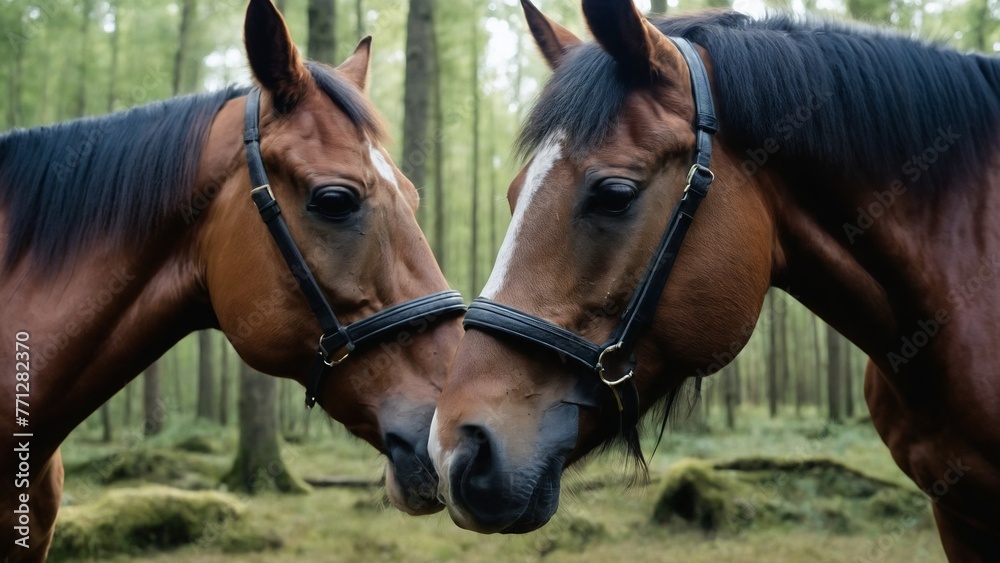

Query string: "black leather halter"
[463, 38, 717, 430]
[243, 88, 466, 408]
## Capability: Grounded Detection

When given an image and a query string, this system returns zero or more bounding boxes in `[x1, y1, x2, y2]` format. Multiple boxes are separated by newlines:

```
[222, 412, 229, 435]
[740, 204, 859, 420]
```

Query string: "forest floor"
[56, 409, 946, 562]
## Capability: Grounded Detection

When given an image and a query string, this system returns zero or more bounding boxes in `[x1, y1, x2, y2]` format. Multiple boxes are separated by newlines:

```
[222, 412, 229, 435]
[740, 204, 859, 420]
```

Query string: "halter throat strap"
[462, 37, 717, 427]
[243, 89, 466, 408]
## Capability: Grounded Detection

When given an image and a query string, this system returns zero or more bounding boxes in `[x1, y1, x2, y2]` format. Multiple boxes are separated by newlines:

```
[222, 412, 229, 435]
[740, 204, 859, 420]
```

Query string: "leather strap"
[462, 37, 716, 433]
[463, 299, 603, 370]
[245, 89, 344, 340]
[244, 89, 467, 408]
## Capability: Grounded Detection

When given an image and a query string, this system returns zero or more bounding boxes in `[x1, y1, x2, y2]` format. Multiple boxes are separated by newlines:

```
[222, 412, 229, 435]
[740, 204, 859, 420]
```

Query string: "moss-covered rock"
[174, 435, 217, 454]
[652, 457, 934, 535]
[64, 448, 218, 490]
[50, 486, 279, 559]
[653, 459, 747, 532]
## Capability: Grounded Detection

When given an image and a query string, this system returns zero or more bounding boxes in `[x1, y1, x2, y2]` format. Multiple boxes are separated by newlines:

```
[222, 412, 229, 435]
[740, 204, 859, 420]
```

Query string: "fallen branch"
[303, 476, 380, 489]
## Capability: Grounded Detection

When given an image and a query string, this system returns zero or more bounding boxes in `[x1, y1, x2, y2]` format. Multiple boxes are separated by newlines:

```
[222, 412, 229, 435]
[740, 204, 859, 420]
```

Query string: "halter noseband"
[243, 88, 466, 408]
[462, 38, 717, 431]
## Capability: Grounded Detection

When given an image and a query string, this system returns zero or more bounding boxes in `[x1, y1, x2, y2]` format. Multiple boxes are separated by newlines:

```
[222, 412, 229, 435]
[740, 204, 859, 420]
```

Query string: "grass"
[56, 409, 947, 562]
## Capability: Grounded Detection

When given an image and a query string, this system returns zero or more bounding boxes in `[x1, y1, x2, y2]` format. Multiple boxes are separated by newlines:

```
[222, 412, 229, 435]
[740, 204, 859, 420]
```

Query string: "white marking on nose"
[480, 132, 565, 299]
[368, 142, 400, 192]
[428, 409, 451, 501]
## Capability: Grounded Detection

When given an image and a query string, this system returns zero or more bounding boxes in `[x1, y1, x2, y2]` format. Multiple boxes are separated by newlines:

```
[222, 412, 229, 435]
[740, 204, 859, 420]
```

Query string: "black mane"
[518, 12, 1000, 195]
[0, 63, 381, 272]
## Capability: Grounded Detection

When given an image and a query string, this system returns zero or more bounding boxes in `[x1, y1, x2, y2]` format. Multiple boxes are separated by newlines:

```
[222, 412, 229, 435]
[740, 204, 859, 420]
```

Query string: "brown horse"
[0, 1, 463, 560]
[430, 0, 1000, 559]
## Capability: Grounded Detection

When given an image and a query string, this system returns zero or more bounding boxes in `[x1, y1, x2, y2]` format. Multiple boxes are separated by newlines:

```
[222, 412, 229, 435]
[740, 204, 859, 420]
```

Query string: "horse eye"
[591, 180, 638, 215]
[308, 187, 360, 221]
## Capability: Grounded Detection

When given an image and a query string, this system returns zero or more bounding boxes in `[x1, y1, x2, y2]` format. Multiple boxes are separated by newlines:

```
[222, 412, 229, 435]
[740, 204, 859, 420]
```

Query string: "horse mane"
[517, 11, 1000, 196]
[0, 62, 382, 273]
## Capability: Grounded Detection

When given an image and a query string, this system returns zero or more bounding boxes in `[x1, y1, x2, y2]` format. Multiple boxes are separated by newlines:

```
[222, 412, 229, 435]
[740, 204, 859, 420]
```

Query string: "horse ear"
[244, 0, 310, 111]
[581, 0, 683, 83]
[521, 0, 582, 69]
[337, 36, 373, 94]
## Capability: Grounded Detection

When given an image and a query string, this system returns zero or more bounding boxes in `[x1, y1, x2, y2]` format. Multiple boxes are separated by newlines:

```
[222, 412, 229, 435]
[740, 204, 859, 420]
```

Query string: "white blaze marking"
[368, 142, 400, 192]
[428, 409, 451, 501]
[480, 132, 564, 299]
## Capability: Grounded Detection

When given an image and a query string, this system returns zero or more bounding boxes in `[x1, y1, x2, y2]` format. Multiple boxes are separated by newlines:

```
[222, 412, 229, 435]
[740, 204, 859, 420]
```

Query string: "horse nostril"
[458, 425, 496, 487]
[471, 427, 489, 445]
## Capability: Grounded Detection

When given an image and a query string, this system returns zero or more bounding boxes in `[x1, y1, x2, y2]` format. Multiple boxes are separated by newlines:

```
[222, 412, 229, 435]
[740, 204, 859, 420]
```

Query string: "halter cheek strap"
[243, 88, 466, 408]
[462, 37, 717, 434]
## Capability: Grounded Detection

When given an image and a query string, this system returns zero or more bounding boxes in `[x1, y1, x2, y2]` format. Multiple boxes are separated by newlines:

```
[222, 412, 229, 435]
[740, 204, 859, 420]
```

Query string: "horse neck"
[0, 98, 247, 453]
[765, 148, 1000, 375]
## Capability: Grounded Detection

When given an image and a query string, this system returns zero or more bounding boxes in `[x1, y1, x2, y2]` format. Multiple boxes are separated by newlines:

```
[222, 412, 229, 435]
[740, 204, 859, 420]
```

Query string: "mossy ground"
[57, 408, 946, 562]
[50, 486, 280, 559]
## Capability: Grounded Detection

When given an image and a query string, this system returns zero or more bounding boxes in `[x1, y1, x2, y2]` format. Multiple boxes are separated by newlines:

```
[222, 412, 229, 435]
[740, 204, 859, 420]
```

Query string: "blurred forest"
[6, 0, 994, 453]
[2, 0, 994, 560]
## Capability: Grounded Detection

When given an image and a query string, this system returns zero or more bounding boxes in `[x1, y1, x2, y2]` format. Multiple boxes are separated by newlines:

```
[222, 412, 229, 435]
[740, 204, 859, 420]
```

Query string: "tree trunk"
[308, 0, 337, 65]
[7, 27, 23, 127]
[143, 362, 164, 436]
[123, 380, 133, 426]
[172, 0, 196, 95]
[777, 296, 789, 411]
[196, 331, 214, 420]
[488, 104, 498, 261]
[826, 323, 843, 423]
[431, 13, 445, 266]
[100, 403, 113, 443]
[170, 353, 183, 412]
[218, 340, 230, 426]
[278, 377, 288, 434]
[844, 339, 856, 418]
[767, 293, 779, 418]
[223, 362, 307, 494]
[794, 311, 804, 416]
[402, 0, 434, 223]
[106, 3, 120, 113]
[650, 0, 667, 13]
[470, 9, 481, 296]
[356, 0, 365, 41]
[811, 314, 823, 407]
[725, 360, 738, 430]
[76, 0, 94, 117]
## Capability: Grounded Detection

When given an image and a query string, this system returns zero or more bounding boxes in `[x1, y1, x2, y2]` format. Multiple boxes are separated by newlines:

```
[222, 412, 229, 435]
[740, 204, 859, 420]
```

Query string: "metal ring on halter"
[596, 342, 634, 387]
[318, 334, 352, 367]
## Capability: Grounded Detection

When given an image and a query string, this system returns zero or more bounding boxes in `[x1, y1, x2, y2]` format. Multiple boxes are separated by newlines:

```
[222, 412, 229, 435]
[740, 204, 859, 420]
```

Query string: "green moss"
[653, 459, 747, 532]
[51, 486, 257, 559]
[174, 435, 217, 454]
[216, 525, 284, 553]
[64, 448, 219, 490]
[536, 515, 608, 556]
[653, 457, 932, 536]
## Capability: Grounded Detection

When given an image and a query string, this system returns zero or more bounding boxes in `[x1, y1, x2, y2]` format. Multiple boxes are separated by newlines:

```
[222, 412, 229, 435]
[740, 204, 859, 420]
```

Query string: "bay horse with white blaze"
[430, 1, 1000, 559]
[0, 1, 464, 560]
